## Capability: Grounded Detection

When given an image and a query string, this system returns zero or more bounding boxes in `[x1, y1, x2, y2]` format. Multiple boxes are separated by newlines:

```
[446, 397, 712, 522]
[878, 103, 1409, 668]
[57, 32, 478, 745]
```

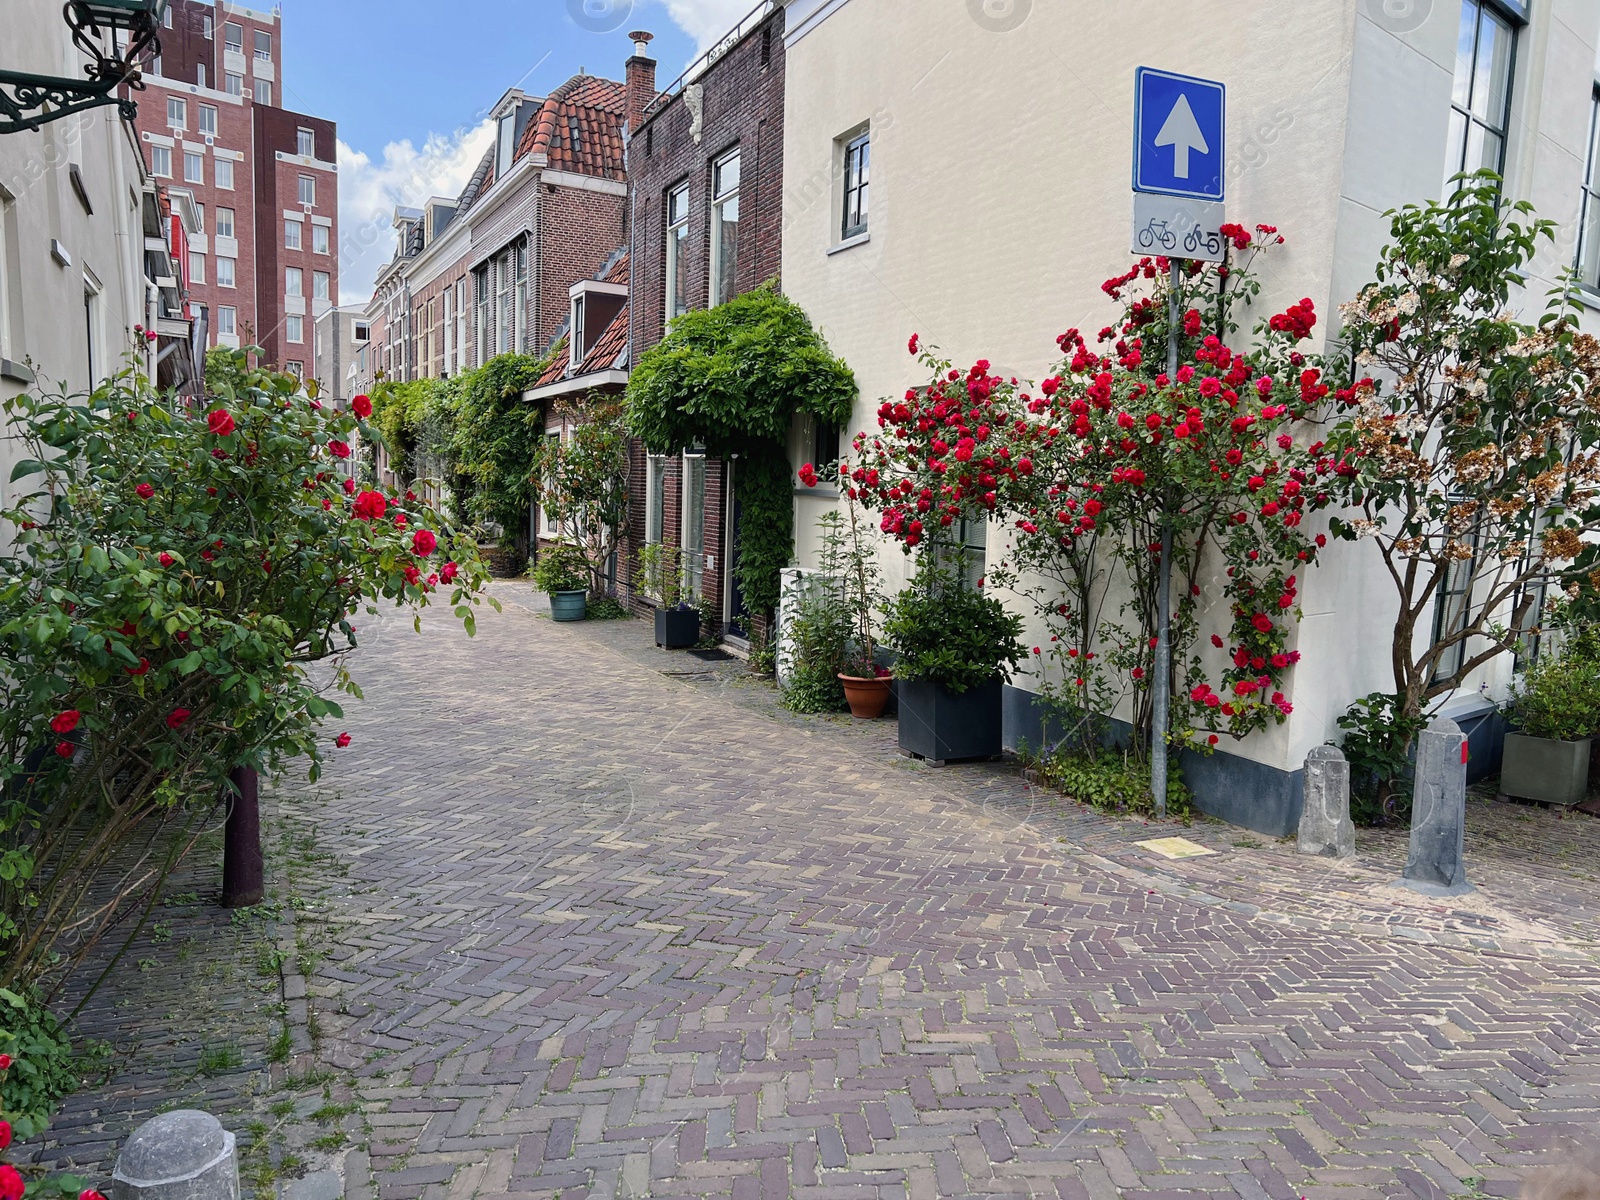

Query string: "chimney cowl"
[628, 29, 654, 57]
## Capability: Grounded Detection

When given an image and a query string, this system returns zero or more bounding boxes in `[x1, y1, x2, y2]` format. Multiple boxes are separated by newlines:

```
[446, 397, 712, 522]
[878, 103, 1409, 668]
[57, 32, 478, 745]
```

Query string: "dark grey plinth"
[1400, 716, 1475, 897]
[655, 606, 700, 649]
[898, 677, 1003, 763]
[1500, 732, 1591, 806]
[112, 1110, 239, 1200]
[1298, 745, 1355, 859]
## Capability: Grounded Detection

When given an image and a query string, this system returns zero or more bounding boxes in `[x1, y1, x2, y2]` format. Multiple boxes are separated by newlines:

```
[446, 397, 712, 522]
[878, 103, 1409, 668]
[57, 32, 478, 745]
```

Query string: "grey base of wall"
[1001, 685, 1508, 839]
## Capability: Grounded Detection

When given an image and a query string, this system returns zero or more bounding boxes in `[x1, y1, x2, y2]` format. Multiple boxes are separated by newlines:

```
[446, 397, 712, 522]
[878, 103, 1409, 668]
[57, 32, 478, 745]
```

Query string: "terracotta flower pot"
[838, 674, 892, 720]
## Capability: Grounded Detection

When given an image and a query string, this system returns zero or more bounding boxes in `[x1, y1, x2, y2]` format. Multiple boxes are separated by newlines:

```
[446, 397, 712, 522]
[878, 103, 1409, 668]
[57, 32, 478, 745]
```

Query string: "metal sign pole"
[1151, 257, 1180, 819]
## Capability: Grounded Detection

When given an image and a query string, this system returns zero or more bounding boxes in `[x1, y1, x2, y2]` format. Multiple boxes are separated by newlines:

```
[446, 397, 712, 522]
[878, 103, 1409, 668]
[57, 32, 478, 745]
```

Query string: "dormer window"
[497, 111, 517, 177]
[570, 293, 586, 366]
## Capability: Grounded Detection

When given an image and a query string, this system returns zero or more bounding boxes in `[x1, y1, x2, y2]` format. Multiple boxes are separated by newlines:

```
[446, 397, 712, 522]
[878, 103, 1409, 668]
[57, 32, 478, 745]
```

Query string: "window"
[1579, 85, 1600, 291]
[225, 72, 243, 97]
[285, 219, 302, 251]
[955, 516, 988, 591]
[285, 360, 303, 381]
[1430, 515, 1482, 682]
[215, 157, 234, 189]
[665, 182, 690, 322]
[163, 6, 172, 27]
[203, 14, 213, 39]
[194, 203, 204, 231]
[297, 127, 314, 158]
[497, 111, 517, 177]
[645, 456, 667, 545]
[0, 186, 12, 365]
[83, 280, 100, 383]
[215, 206, 235, 238]
[196, 64, 206, 89]
[568, 115, 582, 155]
[285, 267, 303, 296]
[189, 252, 205, 284]
[312, 224, 330, 255]
[711, 150, 740, 306]
[254, 80, 272, 106]
[150, 54, 162, 78]
[684, 454, 706, 599]
[541, 431, 562, 534]
[217, 305, 237, 336]
[841, 132, 870, 240]
[149, 145, 172, 178]
[224, 22, 243, 52]
[571, 293, 586, 364]
[475, 267, 490, 366]
[167, 97, 185, 129]
[198, 104, 217, 136]
[1444, 1, 1518, 192]
[455, 278, 469, 366]
[811, 416, 840, 473]
[217, 256, 236, 288]
[298, 174, 315, 206]
[254, 30, 272, 61]
[313, 271, 329, 301]
[354, 322, 370, 342]
[184, 150, 204, 184]
[286, 314, 303, 343]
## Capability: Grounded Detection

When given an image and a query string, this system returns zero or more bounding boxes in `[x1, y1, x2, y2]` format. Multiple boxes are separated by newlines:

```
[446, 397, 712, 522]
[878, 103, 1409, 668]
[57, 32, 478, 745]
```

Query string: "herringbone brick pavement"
[271, 599, 1600, 1200]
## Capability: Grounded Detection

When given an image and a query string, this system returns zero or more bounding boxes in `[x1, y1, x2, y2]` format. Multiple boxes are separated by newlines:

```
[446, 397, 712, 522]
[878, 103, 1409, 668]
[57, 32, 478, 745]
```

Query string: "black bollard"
[221, 765, 264, 908]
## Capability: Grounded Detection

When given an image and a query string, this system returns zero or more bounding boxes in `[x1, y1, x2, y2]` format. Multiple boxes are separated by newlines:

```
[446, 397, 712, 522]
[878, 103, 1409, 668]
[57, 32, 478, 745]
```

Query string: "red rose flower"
[411, 529, 437, 557]
[55, 741, 74, 758]
[353, 490, 387, 521]
[128, 657, 151, 677]
[327, 440, 351, 459]
[206, 409, 236, 437]
[907, 333, 920, 355]
[344, 477, 357, 495]
[158, 552, 175, 567]
[440, 561, 459, 584]
[0, 1162, 23, 1200]
[51, 710, 81, 734]
[0, 1053, 11, 1068]
[0, 1118, 10, 1150]
[353, 394, 373, 418]
[136, 483, 155, 500]
[82, 1190, 109, 1200]
[166, 708, 191, 729]
[336, 732, 352, 748]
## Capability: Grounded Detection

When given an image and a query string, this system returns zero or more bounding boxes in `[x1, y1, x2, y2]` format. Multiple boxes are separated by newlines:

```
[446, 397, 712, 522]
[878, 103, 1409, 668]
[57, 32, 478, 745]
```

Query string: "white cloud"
[657, 0, 763, 50]
[336, 120, 496, 307]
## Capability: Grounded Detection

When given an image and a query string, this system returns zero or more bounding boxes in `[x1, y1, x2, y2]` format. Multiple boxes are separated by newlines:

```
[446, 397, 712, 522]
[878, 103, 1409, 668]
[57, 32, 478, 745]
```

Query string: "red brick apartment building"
[127, 0, 339, 377]
[620, 4, 787, 643]
[364, 69, 640, 390]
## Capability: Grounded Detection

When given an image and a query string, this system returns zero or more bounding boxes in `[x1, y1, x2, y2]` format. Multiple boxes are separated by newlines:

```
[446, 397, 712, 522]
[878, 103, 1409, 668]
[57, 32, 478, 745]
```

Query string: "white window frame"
[217, 256, 236, 288]
[298, 174, 315, 207]
[285, 266, 303, 297]
[189, 252, 206, 284]
[224, 21, 243, 51]
[225, 72, 243, 97]
[167, 96, 185, 130]
[665, 182, 689, 323]
[645, 454, 667, 546]
[710, 149, 740, 307]
[217, 305, 237, 336]
[215, 206, 235, 238]
[284, 219, 302, 251]
[215, 158, 234, 190]
[254, 79, 272, 106]
[286, 314, 304, 344]
[149, 145, 172, 178]
[312, 223, 330, 255]
[183, 150, 204, 184]
[297, 127, 314, 157]
[198, 104, 217, 136]
[313, 271, 330, 301]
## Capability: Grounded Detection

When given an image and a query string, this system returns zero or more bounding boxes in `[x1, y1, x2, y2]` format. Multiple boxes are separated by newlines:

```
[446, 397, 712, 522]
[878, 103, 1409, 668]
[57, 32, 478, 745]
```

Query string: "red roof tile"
[536, 335, 570, 387]
[577, 304, 629, 375]
[516, 74, 628, 180]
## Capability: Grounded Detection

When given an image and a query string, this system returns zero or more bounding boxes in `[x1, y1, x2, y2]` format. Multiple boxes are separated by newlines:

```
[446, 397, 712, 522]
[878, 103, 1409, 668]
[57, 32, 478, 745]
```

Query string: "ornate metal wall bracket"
[0, 1, 166, 135]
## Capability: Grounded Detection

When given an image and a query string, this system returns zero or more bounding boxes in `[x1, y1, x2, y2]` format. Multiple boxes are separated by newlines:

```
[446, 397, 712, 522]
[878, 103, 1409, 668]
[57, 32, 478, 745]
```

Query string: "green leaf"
[9, 458, 45, 482]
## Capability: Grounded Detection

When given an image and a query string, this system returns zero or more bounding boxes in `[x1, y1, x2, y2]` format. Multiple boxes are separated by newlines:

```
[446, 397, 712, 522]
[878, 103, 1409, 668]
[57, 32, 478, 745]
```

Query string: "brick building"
[127, 0, 339, 377]
[365, 69, 637, 393]
[621, 5, 787, 643]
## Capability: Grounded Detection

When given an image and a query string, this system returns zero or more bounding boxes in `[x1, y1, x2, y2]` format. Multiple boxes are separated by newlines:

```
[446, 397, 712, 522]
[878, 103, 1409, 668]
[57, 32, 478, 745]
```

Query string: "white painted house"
[778, 0, 1600, 833]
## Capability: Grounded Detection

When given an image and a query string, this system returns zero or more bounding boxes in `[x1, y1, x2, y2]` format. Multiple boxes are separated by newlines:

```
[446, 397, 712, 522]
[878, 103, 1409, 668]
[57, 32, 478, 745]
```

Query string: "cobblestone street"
[234, 588, 1597, 1200]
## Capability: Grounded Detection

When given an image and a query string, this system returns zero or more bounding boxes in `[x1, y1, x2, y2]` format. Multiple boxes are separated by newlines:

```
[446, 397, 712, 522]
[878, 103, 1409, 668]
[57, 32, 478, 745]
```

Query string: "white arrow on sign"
[1154, 93, 1208, 179]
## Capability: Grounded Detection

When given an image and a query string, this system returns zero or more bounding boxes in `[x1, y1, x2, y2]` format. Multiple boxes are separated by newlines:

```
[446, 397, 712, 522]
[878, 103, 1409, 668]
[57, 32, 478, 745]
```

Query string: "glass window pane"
[1471, 8, 1514, 128]
[714, 195, 739, 306]
[1580, 192, 1600, 288]
[1452, 1, 1478, 109]
[1467, 125, 1502, 175]
[685, 457, 706, 598]
[715, 153, 739, 198]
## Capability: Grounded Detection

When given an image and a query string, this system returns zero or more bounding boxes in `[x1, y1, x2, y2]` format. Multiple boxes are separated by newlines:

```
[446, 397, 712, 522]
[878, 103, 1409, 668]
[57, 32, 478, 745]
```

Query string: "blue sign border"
[1132, 67, 1226, 202]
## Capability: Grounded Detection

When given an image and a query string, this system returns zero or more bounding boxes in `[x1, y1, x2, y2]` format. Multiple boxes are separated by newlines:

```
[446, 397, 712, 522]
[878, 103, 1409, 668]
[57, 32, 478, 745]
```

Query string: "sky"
[271, 0, 759, 305]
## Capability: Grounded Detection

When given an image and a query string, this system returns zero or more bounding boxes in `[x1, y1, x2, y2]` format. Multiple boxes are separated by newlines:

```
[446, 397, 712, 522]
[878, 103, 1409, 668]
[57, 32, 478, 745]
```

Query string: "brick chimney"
[625, 30, 656, 143]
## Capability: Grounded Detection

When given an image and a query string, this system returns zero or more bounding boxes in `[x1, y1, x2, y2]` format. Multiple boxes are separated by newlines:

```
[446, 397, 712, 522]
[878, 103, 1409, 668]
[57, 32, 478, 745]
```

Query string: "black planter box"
[655, 606, 701, 649]
[897, 676, 1004, 763]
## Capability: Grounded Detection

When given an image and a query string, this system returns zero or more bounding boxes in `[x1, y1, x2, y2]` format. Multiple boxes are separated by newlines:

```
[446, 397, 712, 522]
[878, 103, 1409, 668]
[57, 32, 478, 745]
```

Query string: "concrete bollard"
[1399, 716, 1475, 896]
[112, 1110, 239, 1200]
[1298, 745, 1355, 859]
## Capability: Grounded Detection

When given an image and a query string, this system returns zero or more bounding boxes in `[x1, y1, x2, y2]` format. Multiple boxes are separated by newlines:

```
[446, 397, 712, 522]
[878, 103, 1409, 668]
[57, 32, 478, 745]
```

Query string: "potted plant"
[883, 554, 1025, 762]
[637, 543, 701, 649]
[532, 543, 589, 622]
[1501, 644, 1600, 806]
[827, 487, 892, 719]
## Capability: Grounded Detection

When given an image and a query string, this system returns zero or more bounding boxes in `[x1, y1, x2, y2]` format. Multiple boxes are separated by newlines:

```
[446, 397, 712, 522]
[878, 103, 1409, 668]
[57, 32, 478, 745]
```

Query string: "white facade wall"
[780, 0, 1600, 827]
[2, 0, 155, 531]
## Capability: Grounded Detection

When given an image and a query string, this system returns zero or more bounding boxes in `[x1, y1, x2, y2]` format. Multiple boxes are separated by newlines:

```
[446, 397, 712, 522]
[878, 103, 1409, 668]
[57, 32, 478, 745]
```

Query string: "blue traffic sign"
[1133, 68, 1225, 201]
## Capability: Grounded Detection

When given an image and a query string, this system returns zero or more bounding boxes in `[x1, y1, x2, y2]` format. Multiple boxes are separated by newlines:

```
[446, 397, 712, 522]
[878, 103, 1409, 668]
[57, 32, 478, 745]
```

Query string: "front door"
[725, 461, 749, 640]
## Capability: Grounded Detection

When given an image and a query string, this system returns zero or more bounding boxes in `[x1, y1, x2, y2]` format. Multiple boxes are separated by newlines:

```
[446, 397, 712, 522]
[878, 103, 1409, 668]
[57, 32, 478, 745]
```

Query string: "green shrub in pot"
[1511, 648, 1600, 742]
[883, 557, 1025, 693]
[532, 543, 588, 595]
